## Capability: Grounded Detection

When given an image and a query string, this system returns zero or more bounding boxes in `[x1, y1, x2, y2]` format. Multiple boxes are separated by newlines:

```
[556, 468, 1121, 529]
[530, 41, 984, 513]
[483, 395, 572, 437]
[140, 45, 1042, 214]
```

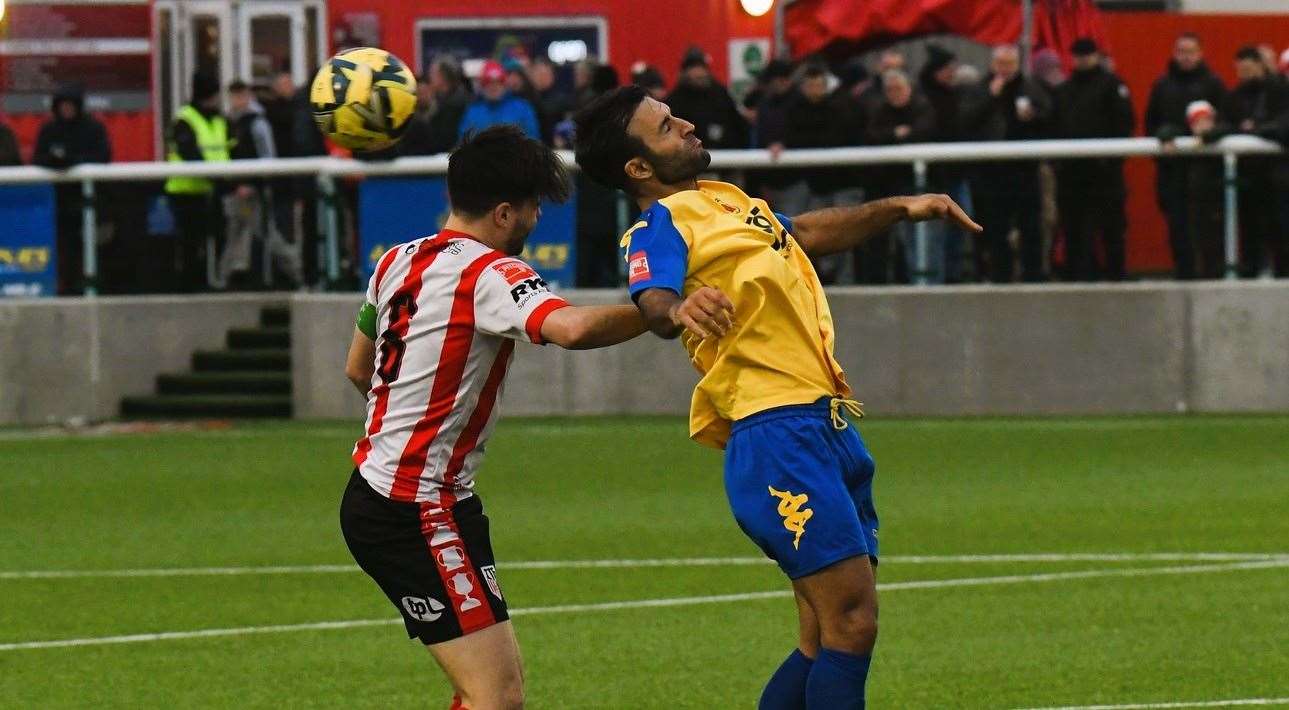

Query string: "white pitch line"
[2, 558, 1286, 652]
[3, 552, 1285, 580]
[1015, 697, 1289, 709]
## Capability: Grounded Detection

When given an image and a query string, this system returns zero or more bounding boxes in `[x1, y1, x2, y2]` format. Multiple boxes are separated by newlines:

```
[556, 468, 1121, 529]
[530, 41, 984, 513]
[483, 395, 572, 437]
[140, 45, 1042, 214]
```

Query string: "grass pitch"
[1, 415, 1287, 708]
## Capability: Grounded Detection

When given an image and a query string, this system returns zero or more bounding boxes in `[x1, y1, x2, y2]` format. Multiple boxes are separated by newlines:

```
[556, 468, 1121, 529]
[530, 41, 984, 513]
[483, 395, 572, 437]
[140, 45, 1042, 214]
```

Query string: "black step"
[120, 394, 293, 419]
[192, 348, 290, 372]
[228, 327, 290, 349]
[260, 305, 290, 328]
[158, 371, 292, 395]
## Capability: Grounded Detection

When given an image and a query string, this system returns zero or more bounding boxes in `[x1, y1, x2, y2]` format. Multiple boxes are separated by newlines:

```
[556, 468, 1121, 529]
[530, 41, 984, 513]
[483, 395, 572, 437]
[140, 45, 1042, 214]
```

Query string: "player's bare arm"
[344, 326, 376, 395]
[790, 194, 983, 258]
[539, 304, 647, 350]
[635, 286, 735, 340]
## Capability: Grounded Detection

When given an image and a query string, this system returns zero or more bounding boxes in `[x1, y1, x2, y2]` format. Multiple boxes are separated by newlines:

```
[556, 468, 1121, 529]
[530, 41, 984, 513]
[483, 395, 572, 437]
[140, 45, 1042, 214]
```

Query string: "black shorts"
[339, 470, 508, 645]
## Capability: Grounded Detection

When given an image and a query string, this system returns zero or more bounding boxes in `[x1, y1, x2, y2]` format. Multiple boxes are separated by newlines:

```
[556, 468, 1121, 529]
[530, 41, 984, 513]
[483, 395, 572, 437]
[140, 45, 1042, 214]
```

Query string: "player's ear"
[624, 156, 653, 183]
[492, 201, 514, 229]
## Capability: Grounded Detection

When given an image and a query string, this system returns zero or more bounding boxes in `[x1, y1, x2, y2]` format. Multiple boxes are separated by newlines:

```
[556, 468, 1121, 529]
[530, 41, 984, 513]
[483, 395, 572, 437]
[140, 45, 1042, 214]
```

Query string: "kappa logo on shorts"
[768, 486, 814, 550]
[450, 572, 483, 612]
[401, 595, 445, 622]
[481, 565, 503, 602]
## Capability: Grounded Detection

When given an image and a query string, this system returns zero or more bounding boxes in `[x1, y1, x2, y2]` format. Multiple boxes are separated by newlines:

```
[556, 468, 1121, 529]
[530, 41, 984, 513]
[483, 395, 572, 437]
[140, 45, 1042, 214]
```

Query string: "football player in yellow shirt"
[574, 85, 980, 710]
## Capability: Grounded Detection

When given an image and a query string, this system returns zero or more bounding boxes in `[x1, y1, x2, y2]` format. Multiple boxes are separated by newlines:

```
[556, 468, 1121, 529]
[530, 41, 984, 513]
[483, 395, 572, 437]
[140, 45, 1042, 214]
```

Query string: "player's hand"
[901, 194, 983, 234]
[670, 287, 735, 340]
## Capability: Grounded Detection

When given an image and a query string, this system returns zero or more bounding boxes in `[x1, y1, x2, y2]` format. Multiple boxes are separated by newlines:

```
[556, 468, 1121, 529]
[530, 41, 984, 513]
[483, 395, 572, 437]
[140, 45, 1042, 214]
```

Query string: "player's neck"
[441, 214, 507, 253]
[635, 178, 700, 211]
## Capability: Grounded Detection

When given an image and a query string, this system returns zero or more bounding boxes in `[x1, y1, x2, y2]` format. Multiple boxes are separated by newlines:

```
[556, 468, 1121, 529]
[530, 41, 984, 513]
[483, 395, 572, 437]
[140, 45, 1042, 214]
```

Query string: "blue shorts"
[724, 398, 878, 580]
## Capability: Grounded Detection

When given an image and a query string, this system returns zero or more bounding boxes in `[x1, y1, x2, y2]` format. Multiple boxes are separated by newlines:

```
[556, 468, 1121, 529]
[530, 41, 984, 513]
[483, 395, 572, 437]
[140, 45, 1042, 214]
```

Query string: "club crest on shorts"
[768, 486, 813, 550]
[401, 595, 445, 622]
[481, 565, 503, 602]
[450, 572, 483, 612]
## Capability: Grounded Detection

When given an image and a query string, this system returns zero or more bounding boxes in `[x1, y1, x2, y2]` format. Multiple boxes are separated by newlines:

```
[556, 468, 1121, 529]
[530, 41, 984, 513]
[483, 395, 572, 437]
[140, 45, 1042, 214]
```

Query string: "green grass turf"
[0, 415, 1287, 708]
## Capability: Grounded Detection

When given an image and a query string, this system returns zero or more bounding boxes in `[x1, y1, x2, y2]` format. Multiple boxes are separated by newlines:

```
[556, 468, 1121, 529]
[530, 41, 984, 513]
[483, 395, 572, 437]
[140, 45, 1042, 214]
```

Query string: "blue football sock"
[758, 648, 814, 710]
[805, 647, 871, 710]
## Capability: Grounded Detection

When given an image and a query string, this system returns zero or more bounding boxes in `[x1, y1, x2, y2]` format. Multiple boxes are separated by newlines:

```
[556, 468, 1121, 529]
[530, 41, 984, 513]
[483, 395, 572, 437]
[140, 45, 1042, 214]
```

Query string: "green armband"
[356, 302, 377, 340]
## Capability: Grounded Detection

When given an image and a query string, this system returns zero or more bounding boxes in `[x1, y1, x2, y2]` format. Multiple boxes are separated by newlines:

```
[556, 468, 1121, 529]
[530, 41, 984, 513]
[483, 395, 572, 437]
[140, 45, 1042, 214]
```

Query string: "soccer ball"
[310, 47, 417, 152]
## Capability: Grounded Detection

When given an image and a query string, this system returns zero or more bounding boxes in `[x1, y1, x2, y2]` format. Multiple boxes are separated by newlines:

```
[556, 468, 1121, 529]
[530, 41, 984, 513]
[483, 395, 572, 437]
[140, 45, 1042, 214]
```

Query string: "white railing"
[0, 135, 1279, 291]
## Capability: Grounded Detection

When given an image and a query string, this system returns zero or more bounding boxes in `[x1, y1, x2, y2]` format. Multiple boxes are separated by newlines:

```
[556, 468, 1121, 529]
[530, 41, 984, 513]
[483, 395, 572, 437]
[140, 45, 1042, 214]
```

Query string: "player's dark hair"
[573, 84, 650, 193]
[448, 125, 570, 217]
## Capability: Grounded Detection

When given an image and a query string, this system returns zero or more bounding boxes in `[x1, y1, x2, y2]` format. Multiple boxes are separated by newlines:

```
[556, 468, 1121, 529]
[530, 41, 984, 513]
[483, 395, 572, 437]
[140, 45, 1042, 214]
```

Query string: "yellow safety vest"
[164, 105, 229, 195]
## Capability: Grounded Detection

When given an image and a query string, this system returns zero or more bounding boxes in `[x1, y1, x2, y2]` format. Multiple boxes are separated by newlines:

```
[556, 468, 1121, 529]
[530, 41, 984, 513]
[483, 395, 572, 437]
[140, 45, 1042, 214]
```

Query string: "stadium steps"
[120, 304, 293, 420]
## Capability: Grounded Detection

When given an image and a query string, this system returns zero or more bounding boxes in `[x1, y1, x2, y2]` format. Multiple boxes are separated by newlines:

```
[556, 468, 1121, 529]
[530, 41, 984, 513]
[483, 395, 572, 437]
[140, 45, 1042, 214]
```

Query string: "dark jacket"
[961, 73, 1053, 143]
[865, 94, 937, 194]
[919, 70, 963, 143]
[0, 122, 20, 166]
[753, 87, 797, 189]
[33, 84, 111, 168]
[262, 94, 297, 158]
[1055, 65, 1135, 188]
[427, 87, 470, 154]
[784, 93, 847, 193]
[665, 79, 749, 150]
[1144, 60, 1228, 143]
[1223, 76, 1289, 179]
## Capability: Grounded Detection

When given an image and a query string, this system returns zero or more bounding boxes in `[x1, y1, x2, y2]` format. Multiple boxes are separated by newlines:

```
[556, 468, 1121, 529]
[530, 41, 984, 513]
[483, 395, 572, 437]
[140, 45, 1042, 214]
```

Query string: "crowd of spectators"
[5, 32, 1289, 294]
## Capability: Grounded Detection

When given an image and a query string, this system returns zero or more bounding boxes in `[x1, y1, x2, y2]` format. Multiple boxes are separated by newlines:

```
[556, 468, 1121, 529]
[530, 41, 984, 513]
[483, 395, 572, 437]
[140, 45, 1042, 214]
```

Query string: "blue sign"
[0, 185, 57, 297]
[358, 177, 577, 288]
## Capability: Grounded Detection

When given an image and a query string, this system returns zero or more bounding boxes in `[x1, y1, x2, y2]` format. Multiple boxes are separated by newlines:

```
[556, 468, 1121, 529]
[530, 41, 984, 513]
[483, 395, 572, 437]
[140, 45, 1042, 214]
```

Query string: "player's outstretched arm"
[344, 326, 376, 395]
[540, 304, 648, 350]
[791, 194, 983, 258]
[635, 287, 735, 340]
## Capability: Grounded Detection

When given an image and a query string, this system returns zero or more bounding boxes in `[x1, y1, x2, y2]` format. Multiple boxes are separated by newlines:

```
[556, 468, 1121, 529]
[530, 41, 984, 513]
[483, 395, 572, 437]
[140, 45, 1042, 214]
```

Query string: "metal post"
[913, 160, 930, 286]
[773, 0, 788, 59]
[318, 173, 341, 288]
[81, 179, 97, 297]
[1020, 0, 1035, 73]
[1223, 151, 1240, 280]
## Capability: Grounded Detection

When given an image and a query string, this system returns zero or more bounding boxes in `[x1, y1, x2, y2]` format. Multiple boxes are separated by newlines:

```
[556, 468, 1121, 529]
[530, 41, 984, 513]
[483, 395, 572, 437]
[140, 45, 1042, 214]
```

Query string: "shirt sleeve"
[474, 257, 570, 344]
[773, 211, 794, 235]
[624, 203, 690, 301]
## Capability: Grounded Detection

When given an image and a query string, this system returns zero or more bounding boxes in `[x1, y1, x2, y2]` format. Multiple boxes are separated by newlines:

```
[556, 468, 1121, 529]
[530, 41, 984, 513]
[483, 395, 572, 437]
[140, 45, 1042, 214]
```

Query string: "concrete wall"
[291, 282, 1289, 422]
[0, 295, 282, 425]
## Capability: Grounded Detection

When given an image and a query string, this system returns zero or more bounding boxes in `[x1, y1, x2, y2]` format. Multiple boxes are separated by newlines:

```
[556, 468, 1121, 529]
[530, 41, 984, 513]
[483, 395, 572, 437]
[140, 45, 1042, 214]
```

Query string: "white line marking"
[3, 553, 1285, 580]
[1, 558, 1285, 652]
[1015, 697, 1289, 709]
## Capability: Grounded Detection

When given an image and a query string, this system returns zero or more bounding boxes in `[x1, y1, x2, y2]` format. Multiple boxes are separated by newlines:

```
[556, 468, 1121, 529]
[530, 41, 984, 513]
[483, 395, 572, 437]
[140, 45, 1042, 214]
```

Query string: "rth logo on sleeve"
[627, 251, 651, 286]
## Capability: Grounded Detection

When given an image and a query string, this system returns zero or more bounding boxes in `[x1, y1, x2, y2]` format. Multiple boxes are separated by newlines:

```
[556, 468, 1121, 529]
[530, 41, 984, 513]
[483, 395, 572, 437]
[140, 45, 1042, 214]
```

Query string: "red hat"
[480, 60, 506, 85]
[1279, 47, 1289, 74]
[1186, 100, 1216, 127]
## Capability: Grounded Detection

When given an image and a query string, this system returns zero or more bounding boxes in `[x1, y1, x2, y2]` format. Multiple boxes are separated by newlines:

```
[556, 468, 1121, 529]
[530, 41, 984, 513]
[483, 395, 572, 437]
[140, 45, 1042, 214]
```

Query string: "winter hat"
[924, 44, 956, 74]
[1186, 100, 1216, 127]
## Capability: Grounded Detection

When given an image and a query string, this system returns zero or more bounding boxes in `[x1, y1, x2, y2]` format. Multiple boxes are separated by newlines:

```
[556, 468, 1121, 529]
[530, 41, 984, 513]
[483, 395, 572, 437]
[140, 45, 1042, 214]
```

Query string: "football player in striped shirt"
[339, 125, 731, 710]
[574, 87, 980, 710]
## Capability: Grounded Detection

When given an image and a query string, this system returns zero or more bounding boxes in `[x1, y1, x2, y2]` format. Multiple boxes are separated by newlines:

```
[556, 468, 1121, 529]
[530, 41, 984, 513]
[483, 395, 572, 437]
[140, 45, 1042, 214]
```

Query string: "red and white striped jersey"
[352, 229, 568, 506]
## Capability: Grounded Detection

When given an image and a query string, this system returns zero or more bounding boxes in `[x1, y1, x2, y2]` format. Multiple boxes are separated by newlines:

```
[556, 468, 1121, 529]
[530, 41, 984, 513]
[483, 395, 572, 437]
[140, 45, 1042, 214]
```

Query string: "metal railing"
[0, 135, 1279, 293]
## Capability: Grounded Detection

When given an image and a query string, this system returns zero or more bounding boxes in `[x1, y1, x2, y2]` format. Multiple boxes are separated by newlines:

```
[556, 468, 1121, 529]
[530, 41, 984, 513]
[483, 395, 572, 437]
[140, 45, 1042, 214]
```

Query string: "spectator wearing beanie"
[664, 47, 749, 150]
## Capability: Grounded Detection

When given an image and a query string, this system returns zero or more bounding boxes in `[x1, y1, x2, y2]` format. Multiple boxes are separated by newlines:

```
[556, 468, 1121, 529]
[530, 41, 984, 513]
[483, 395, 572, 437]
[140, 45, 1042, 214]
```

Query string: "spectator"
[867, 69, 938, 283]
[632, 63, 669, 102]
[919, 43, 972, 283]
[290, 74, 328, 287]
[748, 59, 797, 203]
[573, 59, 601, 109]
[531, 57, 573, 144]
[1279, 48, 1289, 80]
[1144, 32, 1228, 280]
[962, 44, 1053, 282]
[392, 75, 437, 156]
[458, 60, 540, 140]
[858, 49, 907, 111]
[1181, 101, 1227, 278]
[1033, 48, 1067, 94]
[164, 72, 228, 293]
[574, 65, 622, 287]
[33, 82, 112, 294]
[1224, 45, 1289, 277]
[665, 47, 749, 150]
[1054, 38, 1136, 281]
[261, 70, 298, 248]
[221, 81, 300, 289]
[830, 57, 875, 201]
[424, 57, 470, 154]
[0, 118, 19, 165]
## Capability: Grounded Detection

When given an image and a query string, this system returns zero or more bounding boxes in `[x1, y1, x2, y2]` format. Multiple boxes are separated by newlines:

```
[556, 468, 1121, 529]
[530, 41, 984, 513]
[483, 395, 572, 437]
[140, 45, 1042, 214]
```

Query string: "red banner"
[786, 0, 1107, 64]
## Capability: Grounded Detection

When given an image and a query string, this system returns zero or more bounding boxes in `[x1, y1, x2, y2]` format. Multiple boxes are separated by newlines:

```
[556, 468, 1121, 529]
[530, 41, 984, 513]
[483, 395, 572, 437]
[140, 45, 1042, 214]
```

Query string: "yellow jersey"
[622, 180, 850, 449]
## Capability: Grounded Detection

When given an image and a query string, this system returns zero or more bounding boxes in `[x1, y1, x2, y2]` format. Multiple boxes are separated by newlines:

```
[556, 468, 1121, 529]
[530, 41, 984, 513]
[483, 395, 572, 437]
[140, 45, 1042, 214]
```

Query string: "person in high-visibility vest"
[165, 72, 229, 292]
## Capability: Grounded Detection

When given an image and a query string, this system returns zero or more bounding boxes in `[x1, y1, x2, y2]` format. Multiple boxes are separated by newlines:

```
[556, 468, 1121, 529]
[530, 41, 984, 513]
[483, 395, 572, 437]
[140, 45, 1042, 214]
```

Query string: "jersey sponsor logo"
[450, 572, 483, 612]
[510, 276, 551, 307]
[401, 595, 445, 622]
[768, 485, 814, 550]
[627, 251, 651, 285]
[481, 565, 503, 602]
[713, 196, 741, 214]
[437, 546, 466, 572]
[492, 259, 539, 285]
[745, 206, 775, 236]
